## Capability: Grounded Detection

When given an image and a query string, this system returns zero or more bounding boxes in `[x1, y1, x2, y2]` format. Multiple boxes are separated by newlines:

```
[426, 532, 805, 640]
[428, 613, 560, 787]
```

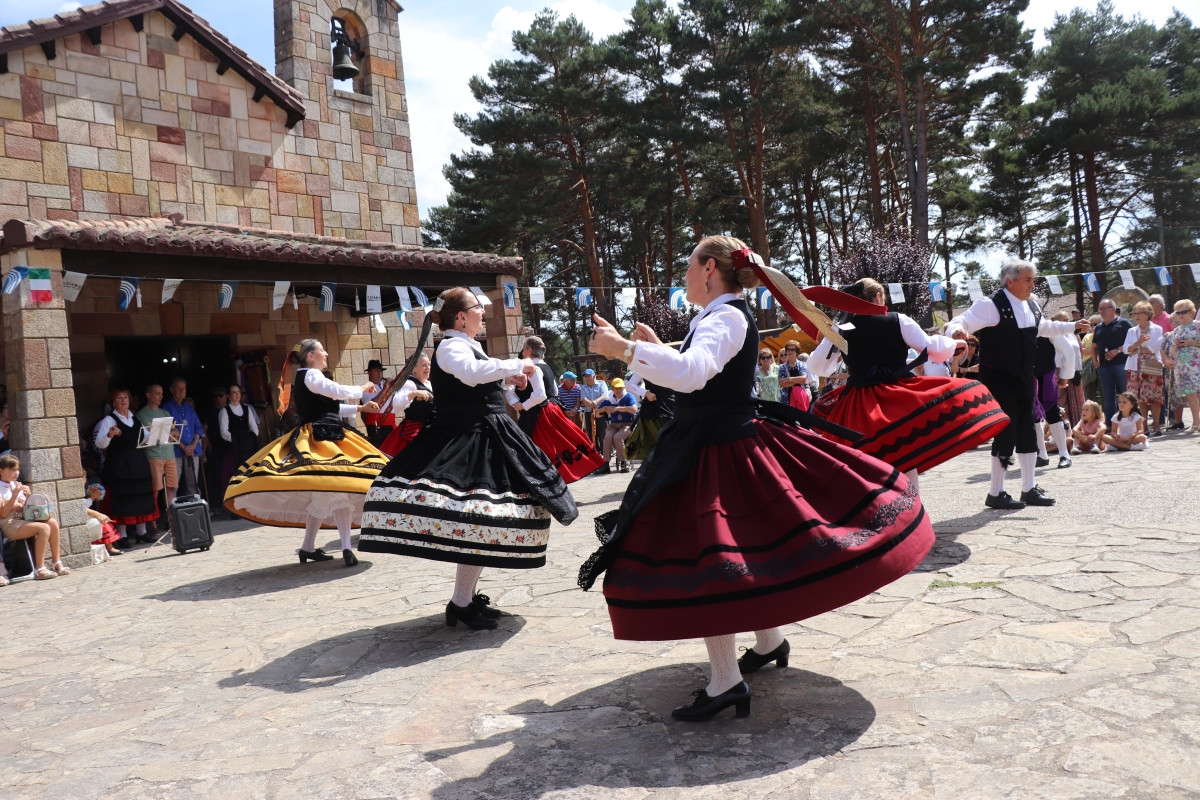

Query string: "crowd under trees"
[423, 0, 1200, 352]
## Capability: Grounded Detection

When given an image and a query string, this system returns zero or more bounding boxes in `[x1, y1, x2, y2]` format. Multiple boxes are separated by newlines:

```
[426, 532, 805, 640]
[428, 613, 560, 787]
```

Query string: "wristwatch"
[622, 341, 635, 362]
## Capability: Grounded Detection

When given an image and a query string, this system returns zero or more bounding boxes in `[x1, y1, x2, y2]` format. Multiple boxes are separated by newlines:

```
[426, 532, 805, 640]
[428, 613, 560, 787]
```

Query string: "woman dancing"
[224, 340, 388, 567]
[808, 277, 1009, 492]
[583, 236, 934, 721]
[358, 288, 578, 629]
[378, 354, 436, 458]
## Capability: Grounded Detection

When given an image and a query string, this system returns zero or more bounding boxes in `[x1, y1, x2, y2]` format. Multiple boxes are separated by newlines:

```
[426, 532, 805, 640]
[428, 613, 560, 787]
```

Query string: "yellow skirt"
[224, 424, 389, 529]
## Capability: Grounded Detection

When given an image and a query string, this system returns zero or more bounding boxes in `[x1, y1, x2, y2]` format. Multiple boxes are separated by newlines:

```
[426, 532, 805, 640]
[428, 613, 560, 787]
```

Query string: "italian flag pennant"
[28, 268, 52, 302]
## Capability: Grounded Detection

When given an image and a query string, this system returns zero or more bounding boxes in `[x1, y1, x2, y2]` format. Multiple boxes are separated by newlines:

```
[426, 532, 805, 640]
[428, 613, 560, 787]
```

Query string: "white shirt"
[391, 380, 432, 414]
[1055, 335, 1082, 380]
[945, 290, 1076, 340]
[624, 373, 648, 399]
[361, 382, 395, 415]
[808, 313, 958, 378]
[0, 479, 20, 504]
[504, 363, 547, 410]
[1121, 323, 1164, 372]
[628, 293, 747, 393]
[436, 329, 526, 385]
[93, 410, 137, 449]
[218, 403, 260, 442]
[303, 368, 363, 417]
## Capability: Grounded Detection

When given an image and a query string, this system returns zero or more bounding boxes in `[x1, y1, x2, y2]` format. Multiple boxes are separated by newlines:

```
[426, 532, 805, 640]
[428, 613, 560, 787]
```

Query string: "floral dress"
[1168, 320, 1200, 397]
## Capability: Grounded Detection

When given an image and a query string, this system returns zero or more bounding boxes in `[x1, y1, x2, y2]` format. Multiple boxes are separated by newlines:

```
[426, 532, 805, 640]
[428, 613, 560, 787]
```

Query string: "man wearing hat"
[559, 371, 582, 425]
[579, 368, 609, 447]
[596, 378, 639, 473]
[361, 359, 396, 447]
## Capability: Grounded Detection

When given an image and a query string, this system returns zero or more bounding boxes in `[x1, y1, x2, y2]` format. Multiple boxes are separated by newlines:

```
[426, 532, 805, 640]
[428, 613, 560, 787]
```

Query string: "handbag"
[1139, 357, 1164, 377]
[23, 492, 53, 521]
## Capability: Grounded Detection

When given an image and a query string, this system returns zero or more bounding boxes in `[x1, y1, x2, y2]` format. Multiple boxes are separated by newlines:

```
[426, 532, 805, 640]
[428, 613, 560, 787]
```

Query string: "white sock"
[1018, 452, 1037, 492]
[451, 564, 484, 608]
[704, 635, 743, 696]
[301, 517, 321, 552]
[334, 507, 353, 551]
[989, 457, 1007, 496]
[753, 627, 785, 656]
[1049, 422, 1069, 458]
[1035, 424, 1048, 458]
[135, 523, 146, 535]
[904, 468, 920, 495]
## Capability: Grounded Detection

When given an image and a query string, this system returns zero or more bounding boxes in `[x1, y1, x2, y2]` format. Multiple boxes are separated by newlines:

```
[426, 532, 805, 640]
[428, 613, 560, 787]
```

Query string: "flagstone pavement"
[2, 434, 1198, 799]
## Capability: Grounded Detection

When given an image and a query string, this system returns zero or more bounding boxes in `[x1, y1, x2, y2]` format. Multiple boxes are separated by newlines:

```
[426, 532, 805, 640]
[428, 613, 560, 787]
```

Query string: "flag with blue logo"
[757, 287, 774, 309]
[503, 283, 517, 308]
[2, 266, 28, 295]
[118, 277, 139, 310]
[319, 283, 336, 312]
[929, 281, 946, 302]
[409, 286, 431, 310]
[575, 287, 593, 307]
[669, 288, 687, 310]
[1156, 267, 1173, 286]
[218, 280, 238, 310]
[1084, 273, 1100, 292]
[397, 310, 412, 330]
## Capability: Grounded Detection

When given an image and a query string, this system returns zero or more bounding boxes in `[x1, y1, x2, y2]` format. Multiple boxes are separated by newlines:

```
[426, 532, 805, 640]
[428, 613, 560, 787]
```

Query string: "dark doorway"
[104, 335, 236, 403]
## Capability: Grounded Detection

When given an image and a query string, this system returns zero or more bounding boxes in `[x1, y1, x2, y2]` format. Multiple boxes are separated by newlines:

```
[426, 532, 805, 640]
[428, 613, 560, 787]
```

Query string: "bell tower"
[273, 0, 419, 244]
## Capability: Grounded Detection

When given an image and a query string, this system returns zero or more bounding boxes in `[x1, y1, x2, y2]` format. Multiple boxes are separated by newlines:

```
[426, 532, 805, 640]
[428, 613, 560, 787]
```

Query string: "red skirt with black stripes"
[530, 402, 606, 483]
[813, 377, 1009, 474]
[602, 420, 934, 641]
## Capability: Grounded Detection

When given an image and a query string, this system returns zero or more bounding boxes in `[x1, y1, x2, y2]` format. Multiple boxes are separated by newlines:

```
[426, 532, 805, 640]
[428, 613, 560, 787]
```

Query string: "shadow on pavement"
[577, 491, 628, 506]
[913, 529, 971, 572]
[217, 614, 527, 692]
[424, 663, 875, 796]
[143, 558, 375, 601]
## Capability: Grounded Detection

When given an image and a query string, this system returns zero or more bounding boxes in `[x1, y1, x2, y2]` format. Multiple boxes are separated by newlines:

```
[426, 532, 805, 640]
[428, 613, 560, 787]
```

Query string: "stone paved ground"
[3, 433, 1198, 799]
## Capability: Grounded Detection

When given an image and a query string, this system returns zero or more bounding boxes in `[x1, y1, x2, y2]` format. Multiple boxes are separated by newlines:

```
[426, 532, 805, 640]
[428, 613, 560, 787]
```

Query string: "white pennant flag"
[966, 279, 983, 301]
[292, 289, 298, 309]
[365, 285, 382, 315]
[528, 287, 545, 304]
[888, 283, 906, 303]
[161, 279, 183, 304]
[136, 285, 143, 308]
[620, 287, 637, 305]
[355, 289, 361, 312]
[1119, 269, 1136, 290]
[1191, 263, 1200, 282]
[62, 271, 87, 302]
[469, 286, 492, 306]
[397, 286, 413, 313]
[272, 281, 290, 311]
[373, 314, 386, 333]
[1046, 275, 1064, 295]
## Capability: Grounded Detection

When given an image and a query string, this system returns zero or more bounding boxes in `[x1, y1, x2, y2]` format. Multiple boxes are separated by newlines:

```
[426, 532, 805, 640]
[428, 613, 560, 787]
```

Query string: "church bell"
[331, 18, 360, 81]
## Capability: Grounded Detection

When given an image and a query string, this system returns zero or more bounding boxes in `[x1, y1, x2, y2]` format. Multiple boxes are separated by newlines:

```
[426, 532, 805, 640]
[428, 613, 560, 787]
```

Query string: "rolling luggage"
[169, 494, 213, 553]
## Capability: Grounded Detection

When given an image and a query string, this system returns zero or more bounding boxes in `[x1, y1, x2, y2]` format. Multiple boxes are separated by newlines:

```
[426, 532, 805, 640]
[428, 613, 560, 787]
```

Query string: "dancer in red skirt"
[583, 236, 935, 722]
[808, 277, 1010, 493]
[379, 355, 435, 458]
[506, 336, 604, 483]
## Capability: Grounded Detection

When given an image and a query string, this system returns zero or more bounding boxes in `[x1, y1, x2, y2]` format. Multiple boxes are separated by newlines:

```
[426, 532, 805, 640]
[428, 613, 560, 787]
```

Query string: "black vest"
[841, 312, 915, 388]
[976, 290, 1041, 379]
[226, 405, 257, 461]
[1034, 336, 1057, 376]
[293, 369, 342, 426]
[431, 337, 505, 413]
[638, 379, 676, 421]
[677, 297, 757, 442]
[402, 377, 436, 423]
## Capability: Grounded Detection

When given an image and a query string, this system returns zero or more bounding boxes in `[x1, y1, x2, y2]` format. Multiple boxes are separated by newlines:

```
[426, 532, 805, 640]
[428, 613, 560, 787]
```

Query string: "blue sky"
[1, 0, 1189, 220]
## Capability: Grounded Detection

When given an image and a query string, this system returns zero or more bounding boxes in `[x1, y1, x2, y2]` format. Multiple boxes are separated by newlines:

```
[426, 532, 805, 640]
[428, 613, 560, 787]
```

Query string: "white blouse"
[504, 361, 547, 410]
[808, 313, 958, 378]
[1121, 323, 1164, 372]
[628, 293, 747, 393]
[391, 380, 433, 414]
[303, 368, 363, 417]
[436, 330, 526, 385]
[93, 410, 137, 449]
[218, 403, 260, 442]
[946, 290, 1076, 339]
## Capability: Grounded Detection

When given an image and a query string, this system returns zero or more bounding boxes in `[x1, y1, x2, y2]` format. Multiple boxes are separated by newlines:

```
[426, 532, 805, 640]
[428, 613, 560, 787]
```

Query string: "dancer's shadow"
[425, 663, 874, 797]
[577, 491, 626, 506]
[218, 615, 525, 693]
[143, 559, 375, 602]
[914, 528, 971, 572]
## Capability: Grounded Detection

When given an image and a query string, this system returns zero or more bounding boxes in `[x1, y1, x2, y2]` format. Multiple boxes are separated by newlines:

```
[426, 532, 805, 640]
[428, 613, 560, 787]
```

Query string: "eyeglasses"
[467, 303, 484, 311]
[759, 355, 772, 360]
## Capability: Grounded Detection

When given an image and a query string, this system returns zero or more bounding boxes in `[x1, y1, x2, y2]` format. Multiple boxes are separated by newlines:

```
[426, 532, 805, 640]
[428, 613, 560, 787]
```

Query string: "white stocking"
[333, 507, 353, 551]
[1035, 423, 1048, 459]
[1018, 451, 1037, 492]
[1049, 421, 1069, 457]
[301, 516, 322, 552]
[753, 627, 785, 656]
[904, 468, 920, 495]
[704, 634, 743, 696]
[989, 457, 1007, 496]
[451, 564, 484, 608]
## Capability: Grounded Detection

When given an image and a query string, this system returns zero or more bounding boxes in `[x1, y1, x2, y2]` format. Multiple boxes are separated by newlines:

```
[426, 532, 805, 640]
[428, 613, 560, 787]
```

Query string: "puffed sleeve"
[437, 336, 525, 386]
[93, 416, 117, 449]
[628, 305, 747, 393]
[945, 296, 1001, 337]
[898, 314, 957, 363]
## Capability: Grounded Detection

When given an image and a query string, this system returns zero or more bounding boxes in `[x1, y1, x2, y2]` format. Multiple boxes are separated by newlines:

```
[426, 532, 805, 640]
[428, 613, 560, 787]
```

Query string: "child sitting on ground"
[1105, 392, 1148, 452]
[1072, 400, 1107, 454]
[85, 482, 123, 556]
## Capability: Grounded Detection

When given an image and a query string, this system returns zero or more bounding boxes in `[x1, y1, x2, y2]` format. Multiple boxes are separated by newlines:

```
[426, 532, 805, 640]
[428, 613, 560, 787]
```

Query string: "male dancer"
[946, 260, 1089, 509]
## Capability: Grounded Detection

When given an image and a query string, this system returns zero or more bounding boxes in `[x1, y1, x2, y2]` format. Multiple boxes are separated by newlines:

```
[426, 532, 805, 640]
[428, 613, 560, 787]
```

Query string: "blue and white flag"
[502, 283, 517, 308]
[397, 310, 412, 330]
[320, 283, 336, 312]
[1156, 267, 1173, 287]
[1084, 272, 1101, 292]
[757, 287, 774, 309]
[575, 287, 593, 308]
[218, 280, 238, 310]
[669, 288, 687, 310]
[118, 277, 139, 311]
[2, 266, 28, 295]
[929, 281, 946, 302]
[409, 286, 431, 311]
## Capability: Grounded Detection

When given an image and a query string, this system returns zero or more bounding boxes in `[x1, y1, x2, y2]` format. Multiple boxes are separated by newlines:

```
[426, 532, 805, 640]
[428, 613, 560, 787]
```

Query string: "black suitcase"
[169, 494, 213, 553]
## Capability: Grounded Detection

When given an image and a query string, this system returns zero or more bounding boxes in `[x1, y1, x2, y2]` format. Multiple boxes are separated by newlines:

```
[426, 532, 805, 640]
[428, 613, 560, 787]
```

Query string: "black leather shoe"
[446, 601, 498, 630]
[671, 681, 751, 721]
[1020, 485, 1056, 506]
[985, 491, 1025, 510]
[470, 593, 502, 619]
[342, 549, 358, 567]
[1035, 456, 1050, 468]
[115, 538, 134, 550]
[738, 639, 790, 674]
[596, 464, 611, 475]
[1057, 455, 1072, 469]
[1169, 422, 1185, 430]
[298, 548, 334, 563]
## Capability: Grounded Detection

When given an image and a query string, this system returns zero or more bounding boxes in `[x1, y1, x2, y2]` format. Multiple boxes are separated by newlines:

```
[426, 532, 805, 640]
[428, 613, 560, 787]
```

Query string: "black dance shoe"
[445, 601, 498, 630]
[114, 537, 134, 550]
[737, 639, 790, 674]
[470, 593, 503, 619]
[1057, 455, 1072, 469]
[1020, 485, 1056, 506]
[298, 548, 334, 563]
[596, 463, 612, 475]
[671, 681, 751, 721]
[985, 491, 1025, 510]
[342, 549, 358, 567]
[1035, 456, 1050, 468]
